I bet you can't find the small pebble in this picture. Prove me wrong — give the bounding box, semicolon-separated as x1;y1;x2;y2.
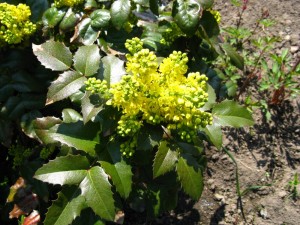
290;46;299;53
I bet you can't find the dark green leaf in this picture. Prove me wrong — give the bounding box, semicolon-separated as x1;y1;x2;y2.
59;8;80;31
212;100;254;127
74;45;100;76
172;0;201;35
149;0;159;15
34;155;90;185
62;109;82;123
80;166;115;221
72;208;105;225
137;124;163;151
26;0;49;22
204;122;222;149
34;118;100;154
46;71;87;104
153;141;178;178
110;0;131;30
98;142;132;198
42;7;65;28
81;92;104;124
0;119;13;147
21;110;43;139
177;154;203;199
221;43;244;70
78;18;99;45
90;9;111;30
199;10;220;38
201;84;216;111
102;55;126;87
44;186;86;225
32;40;72;71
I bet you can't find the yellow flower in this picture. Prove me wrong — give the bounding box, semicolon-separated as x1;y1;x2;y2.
54;0;84;8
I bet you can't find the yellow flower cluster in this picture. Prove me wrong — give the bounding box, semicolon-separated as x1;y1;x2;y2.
109;38;212;144
0;3;36;46
54;0;84;8
208;9;221;24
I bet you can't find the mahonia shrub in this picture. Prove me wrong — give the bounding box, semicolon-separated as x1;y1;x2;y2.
2;0;255;224
0;3;36;46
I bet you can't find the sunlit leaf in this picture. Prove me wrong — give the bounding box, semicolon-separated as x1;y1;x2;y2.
102;55;126;86
111;0;131;29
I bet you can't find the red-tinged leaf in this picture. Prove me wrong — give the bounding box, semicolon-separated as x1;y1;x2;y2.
9;193;39;219
23;210;40;225
7;177;26;203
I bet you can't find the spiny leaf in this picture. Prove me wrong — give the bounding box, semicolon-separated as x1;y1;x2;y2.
80;166;115;221
32;40;72;71
34;155;90;185
102;55;126;87
77;18;99;45
153;141;178;178
212;100;254;127
62;108;83;123
204;122;222;149
47;71;86;104
177;154;203;200
73;45;100;76
99;142;132;199
81;92;104;124
44;186;86;225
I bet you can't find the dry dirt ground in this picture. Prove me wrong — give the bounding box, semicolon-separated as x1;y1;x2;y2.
125;1;300;224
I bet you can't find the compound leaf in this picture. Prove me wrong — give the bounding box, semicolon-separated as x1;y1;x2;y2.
33;40;72;71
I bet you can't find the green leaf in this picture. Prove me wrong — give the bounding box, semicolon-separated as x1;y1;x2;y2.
199;10;220;38
62;108;82;123
80;166;115;221
98;142;132;198
212;100;254;127
34;118;100;154
90;9;111;30
26;0;49;22
172;0;201;35
74;45;100;76
204;122;222;149
201;84;216;111
102;55;126;87
110;0;131;30
32;40;72;71
42;7;65;27
137;124;163;151
46;71;87;104
149;0;159;15
177;154;203;200
78;18;99;45
198;0;213;9
44;186;86;225
59;8;80;31
81;92;104;124
21;110;42;139
220;43;244;70
34;155;90;185
153;141;178;178
0;119;13;147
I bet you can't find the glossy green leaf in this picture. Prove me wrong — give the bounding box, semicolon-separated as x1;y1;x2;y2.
212;100;254;127
98;142;133;198
32;40;72;71
73;45;100;76
34;155;90;185
201;84;216;111
199;10;220;38
21;110;42;139
42;7;65;28
80;166;115;221
172;0;201;35
204;122;222;149
84;0;98;10
34;118;100;154
81;92;104;124
153;141;178;178
111;0;131;30
78;18;99;45
221;43;244;70
46;71;86;104
102;55;126;86
137;124;163;151
177;154;203;200
44;186;86;225
90;9;111;30
59;9;80;31
62;108;82;123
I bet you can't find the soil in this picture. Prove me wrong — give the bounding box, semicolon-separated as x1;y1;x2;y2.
125;0;300;224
